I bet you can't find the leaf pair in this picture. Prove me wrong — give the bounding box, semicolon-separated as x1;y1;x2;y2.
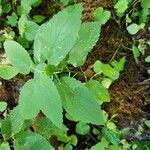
19;75;104;128
34;3;101;67
34;4;82;65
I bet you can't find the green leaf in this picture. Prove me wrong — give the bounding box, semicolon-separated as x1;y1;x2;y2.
34;117;67;139
33;15;46;23
1;117;11;140
93;7;111;25
18;15;39;41
102;127;120;145
145;55;150;62
86;80;110;103
34;4;82;64
64;144;73;150
132;45;140;61
19;74;63;128
2;3;11;14
102;78;112;89
93;60;103;74
14;131;54;150
141;0;150;9
106;122;117;131
111;57;126;72
145;120;150;127
57;76;104;125
1;107;25;139
0;101;7;111
0;142;10;150
68;22;100;67
25;21;39;41
18;15;28;37
138;38;146;54
7;12;18;27
9;107;25;135
93;61;119;80
139;9;150;23
4;40;33;74
69;135;78;146
127;23;139;35
0;65;18;80
76;122;90;135
21;0;39;14
114;0;128;14
90;137;108;150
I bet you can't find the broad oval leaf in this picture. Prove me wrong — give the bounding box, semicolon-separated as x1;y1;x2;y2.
34;4;82;65
4;40;33;74
19;74;63;128
19;79;40;120
14;131;54;150
56;76;104;125
68;22;101;67
0;65;18;80
127;23;139;35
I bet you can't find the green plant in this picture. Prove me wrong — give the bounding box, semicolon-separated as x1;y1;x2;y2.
131;38;150;67
0;3;113;149
1;0;148;149
90;111;133;150
93;57;126;88
114;0;150;32
114;0;150;75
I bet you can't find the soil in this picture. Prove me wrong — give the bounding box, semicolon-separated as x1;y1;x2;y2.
0;75;31;109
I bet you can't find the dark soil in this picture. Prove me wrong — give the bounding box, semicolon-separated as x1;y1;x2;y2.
0;75;31;109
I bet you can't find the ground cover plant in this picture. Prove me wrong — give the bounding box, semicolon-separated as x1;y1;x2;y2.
0;0;150;149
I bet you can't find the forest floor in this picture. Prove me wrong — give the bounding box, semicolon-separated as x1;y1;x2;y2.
0;0;150;149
